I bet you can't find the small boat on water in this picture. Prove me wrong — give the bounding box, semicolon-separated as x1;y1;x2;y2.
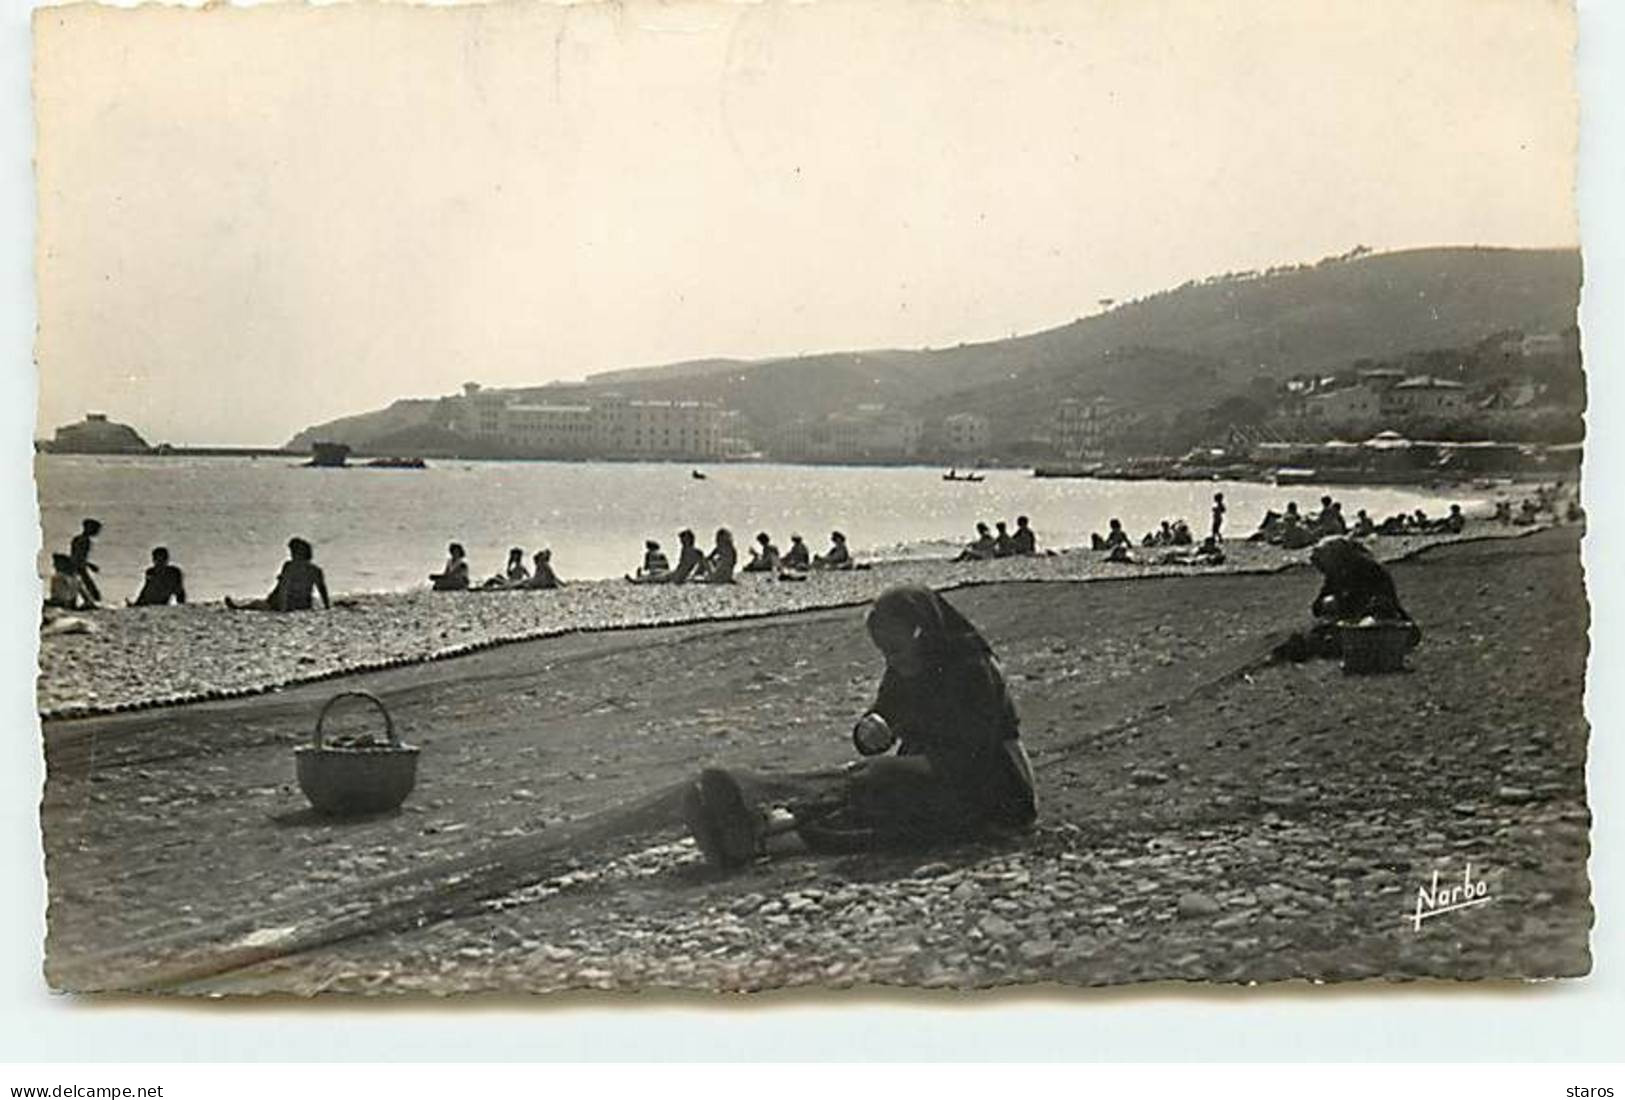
365;456;428;469
691;469;708;480
943;469;985;482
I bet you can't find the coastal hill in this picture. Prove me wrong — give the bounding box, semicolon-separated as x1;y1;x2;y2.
287;245;1581;451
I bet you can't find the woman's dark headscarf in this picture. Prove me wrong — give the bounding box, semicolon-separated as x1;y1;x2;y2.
868;584;993;659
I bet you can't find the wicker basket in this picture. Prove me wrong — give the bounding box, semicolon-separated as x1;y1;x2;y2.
1337;621;1415;674
295;691;419;817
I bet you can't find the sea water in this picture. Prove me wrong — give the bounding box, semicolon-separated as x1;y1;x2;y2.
34;455;1479;603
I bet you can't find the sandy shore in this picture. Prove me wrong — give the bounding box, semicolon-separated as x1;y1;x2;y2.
40;526;1590;993
36;522;1540;718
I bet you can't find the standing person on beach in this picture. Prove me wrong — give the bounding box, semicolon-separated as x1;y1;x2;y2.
131;547;186;606
1211;493;1226;542
681;585;1037;870
228;537;331;611
67;518;103;604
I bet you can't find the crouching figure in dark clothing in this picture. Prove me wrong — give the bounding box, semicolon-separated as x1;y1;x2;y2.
682;584;1038;871
1274;536;1421;661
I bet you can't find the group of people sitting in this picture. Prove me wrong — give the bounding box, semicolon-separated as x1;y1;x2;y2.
429;543;564;592
1252;495;1469;547
1250;495;1351;548
628;529;855;585
952;516;1041;562
1087;517;1224;567
44;518;189;612
1496;483;1583;527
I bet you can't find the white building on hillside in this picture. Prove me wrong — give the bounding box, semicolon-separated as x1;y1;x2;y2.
942;413;992;454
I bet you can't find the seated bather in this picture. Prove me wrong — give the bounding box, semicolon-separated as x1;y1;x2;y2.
524;549;563;589
681;585;1038;871
780;534;811;572
1011;516;1037;555
742;532;780;573
131;546;186;606
701;528;738;584
45;552;95;611
955;522;996;562
430;543;471;591
1158;535;1225;567
1248;509;1283;543
1351;509;1376;539
1092;518;1132;552
992;521;1014;558
227;537;331;611
1274;536;1420;661
813;530;853;570
1441;504;1466;534
628;540;672;583
1278;505;1317;549
482;547;530;589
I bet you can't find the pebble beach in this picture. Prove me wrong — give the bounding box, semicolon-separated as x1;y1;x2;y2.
36;524;1532;719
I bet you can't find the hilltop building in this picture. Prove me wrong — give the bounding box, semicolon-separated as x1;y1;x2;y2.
43;413;150;455
450;384;727;458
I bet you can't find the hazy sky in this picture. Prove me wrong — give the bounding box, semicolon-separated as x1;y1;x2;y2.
34;0;1578;446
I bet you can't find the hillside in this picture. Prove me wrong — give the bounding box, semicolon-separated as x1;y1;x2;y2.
287;246;1581;450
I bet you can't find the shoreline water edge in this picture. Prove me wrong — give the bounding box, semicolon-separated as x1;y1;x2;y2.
36;522;1549;720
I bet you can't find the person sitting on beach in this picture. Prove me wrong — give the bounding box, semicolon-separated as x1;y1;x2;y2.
1158;535;1224;568
67;518;104;604
482;547;530;589
1011;516;1037;556
702;528;738;584
1248;509;1283;543
992;522;1014;558
1566;499;1585;524
1092;518;1131;552
679;585;1037;871
955;522;997;562
780;534;811;572
1514;499;1540;527
1105;542;1137;564
525;549;563;589
667;528;707;583
1494;500;1514;525
1142;520;1174;548
629;540;671;583
743;532;781;574
1278;503;1317;549
1441;504;1466;535
131;546;186;606
1275;536;1419;661
813;531;853;570
430;543;471;591
228;537;331;611
1352;509;1376;539
1170;519;1193;546
46;552;95;611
